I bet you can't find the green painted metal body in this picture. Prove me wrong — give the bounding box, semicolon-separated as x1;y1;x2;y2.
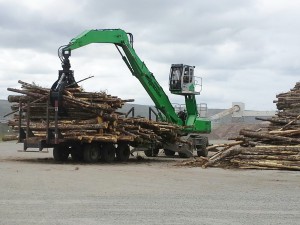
64;29;211;133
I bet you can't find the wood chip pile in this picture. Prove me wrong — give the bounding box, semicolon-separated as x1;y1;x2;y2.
4;80;181;145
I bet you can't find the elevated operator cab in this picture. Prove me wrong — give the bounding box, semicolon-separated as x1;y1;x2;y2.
169;64;200;95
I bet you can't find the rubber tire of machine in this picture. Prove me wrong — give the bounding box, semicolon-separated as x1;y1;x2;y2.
196;137;209;157
116;143;130;162
83;143;100;163
164;149;175;156
197;148;208;157
53;145;70;162
144;148;159;157
101;143;116;163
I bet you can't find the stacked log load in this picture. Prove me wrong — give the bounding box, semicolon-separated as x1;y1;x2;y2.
241;81;300;145
4;80;181;145
180;82;300;171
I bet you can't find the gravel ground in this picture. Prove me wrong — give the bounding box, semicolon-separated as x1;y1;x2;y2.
0;142;299;225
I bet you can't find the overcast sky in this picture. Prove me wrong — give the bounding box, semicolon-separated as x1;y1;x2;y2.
0;0;299;111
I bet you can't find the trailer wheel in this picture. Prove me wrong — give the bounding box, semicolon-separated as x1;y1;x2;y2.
116;143;130;162
83;144;100;163
71;145;84;161
53;145;69;162
144;148;159;157
164;149;175;156
178;152;189;158
101;143;116;163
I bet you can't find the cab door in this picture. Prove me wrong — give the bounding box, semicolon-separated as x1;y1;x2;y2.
181;66;194;93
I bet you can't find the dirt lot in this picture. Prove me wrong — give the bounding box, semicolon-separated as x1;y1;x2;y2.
0;142;299;225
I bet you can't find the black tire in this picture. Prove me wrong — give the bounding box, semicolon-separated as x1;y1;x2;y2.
196;137;209;157
144;150;152;157
101;143;116;163
53;145;69;162
178;152;189;158
83;143;100;163
116;143;130;162
164;149;175;156
144;148;159;157
70;145;84;161
197;148;208;157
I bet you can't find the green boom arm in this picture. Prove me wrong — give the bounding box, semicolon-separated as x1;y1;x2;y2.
64;29;183;125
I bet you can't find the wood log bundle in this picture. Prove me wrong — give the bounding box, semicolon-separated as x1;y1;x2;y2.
198;145;300;170
178;81;300;171
213;82;300;170
4;80;182;145
240;81;300;145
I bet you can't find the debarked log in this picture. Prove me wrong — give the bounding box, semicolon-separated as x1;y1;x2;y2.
203;148;242;168
240;129;300;144
207;141;244;151
268;129;300;136
117;135;135;142
238;148;300;155
233;154;300;161
63;95;112;110
18;80;50;93
7;88;45;99
230;159;300;171
8;95;32;102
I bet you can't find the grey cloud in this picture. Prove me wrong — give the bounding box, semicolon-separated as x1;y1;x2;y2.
0;0;300;110
0;2;84;52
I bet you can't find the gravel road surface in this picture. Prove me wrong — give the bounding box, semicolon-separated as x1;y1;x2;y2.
0;142;299;225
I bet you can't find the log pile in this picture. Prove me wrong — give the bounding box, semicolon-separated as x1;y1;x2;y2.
4;80;182;145
178;81;300;171
198;145;300;171
240;81;300;145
